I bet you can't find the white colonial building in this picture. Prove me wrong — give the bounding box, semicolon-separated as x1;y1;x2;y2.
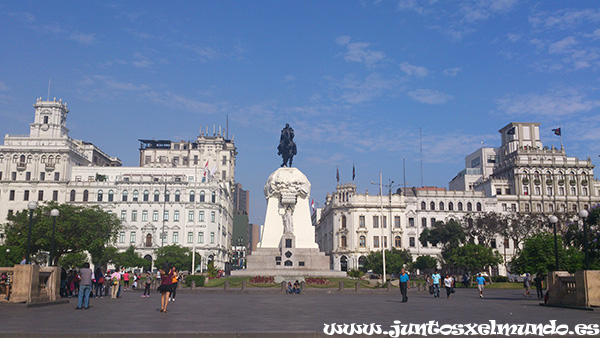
316;122;600;276
0;97;237;270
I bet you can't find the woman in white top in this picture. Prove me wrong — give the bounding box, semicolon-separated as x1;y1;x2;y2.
444;274;454;299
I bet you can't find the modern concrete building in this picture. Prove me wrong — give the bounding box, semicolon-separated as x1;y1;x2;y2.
0;97;236;270
316;122;600;275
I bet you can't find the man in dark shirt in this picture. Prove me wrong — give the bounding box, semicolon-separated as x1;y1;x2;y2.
76;262;93;309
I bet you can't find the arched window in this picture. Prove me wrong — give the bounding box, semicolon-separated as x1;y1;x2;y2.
83;190;89;202
132;190;139;201
458;202;463;211
534;171;540;181
164;190;170;202
12;155;18;163
55;156;61;163
430;202;435;210
359;236;366;247
341;215;347;229
108;190;114;202
421;202;426;210
48;155;54;163
143;190;149;201
476;202;482;211
199;190;205;202
546;171;552;181
467;202;472;211
340;256;347;272
395;236;401;248
439;202;444;210
448;202;454;211
122;190;128;202
19;155;26;163
154;190;160;202
70;189;76;201
97;190;103;202
175;190;180;202
189;190;195;202
341;236;347;248
27;155;32;163
41;155;46;163
212;191;216;203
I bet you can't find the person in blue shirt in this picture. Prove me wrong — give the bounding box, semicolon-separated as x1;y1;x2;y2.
399;268;410;302
476;273;486;298
431;270;441;298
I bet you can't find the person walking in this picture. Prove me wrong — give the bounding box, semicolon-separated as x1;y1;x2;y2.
169;267;179;302
534;274;544;299
110;268;121;299
431;270;441;298
475;273;486;298
523;273;531;297
94;267;104;298
444;274;454;299
399;268;410;303
158;266;174;313
76;263;93;309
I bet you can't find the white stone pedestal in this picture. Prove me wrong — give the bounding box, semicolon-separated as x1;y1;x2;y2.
233;167;345;277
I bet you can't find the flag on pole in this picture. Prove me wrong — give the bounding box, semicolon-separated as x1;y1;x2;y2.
336;165;340;182
552;128;561;136
311;199;315;213
203;160;209;177
210;164;218;178
352;163;355;181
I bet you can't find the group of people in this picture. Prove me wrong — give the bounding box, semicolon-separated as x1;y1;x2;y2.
0;272;11;301
424;271;456;299
286;280;301;294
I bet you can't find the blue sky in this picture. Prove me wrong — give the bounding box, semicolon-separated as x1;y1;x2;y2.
1;1;600;223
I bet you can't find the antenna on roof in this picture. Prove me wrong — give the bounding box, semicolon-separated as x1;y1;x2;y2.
226;115;229;139
47;78;51;101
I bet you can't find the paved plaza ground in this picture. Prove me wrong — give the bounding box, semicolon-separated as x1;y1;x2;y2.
0;287;598;337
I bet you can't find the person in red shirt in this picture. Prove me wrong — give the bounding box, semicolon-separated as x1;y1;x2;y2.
157;265;173;313
123;271;130;291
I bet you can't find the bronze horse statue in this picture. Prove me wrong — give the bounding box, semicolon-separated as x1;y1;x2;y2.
278;123;297;167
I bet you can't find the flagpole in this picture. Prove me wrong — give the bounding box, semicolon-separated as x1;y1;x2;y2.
560;125;563;150
380;171;386;285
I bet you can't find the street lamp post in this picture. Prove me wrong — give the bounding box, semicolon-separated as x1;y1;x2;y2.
578;209;589;270
50;209;59;266
371;173;386;284
549;215;559;271
26;201;38;264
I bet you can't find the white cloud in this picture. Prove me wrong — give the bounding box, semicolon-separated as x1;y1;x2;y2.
422;132;496;163
335;36;387;68
407;89;453;105
284;75;296;82
549;36;578;54
94;75;149;91
496;88;600;118
399;62;430;77
442;67;461;76
147;91;224;115
175;42;221;62
132;53;154;68
335;73;397;104
38;23;96;45
530;9;600;31
507;33;521;42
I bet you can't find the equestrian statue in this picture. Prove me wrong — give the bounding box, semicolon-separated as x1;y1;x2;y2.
277;123;297;167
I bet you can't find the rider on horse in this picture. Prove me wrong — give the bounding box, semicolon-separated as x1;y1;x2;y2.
278;123;297;167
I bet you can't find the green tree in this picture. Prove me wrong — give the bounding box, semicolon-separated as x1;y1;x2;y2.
362;248;413;275
445;243;502;275
410;255;438;274
0;245;24;267
154;244;200;272
58;252;88;269
419;219;465;258
564;206;600;269
3;202;122;265
511;232;584;274
113;246;151;271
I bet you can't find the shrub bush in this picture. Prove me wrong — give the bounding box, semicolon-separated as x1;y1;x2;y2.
249;276;274;284
305;277;331;285
347;268;364;279
185;275;205;287
492;276;508;283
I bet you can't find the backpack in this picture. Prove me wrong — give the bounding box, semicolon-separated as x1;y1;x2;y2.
112;277;119;286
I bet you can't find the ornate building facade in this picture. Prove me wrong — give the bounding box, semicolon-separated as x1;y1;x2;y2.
0;98;236;270
316;122;600;275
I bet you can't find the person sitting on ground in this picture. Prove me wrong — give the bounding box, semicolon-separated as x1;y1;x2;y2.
293;280;301;294
286;282;293;294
